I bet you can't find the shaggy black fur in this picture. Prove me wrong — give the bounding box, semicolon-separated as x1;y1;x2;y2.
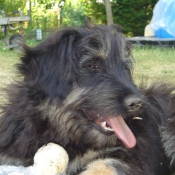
0;22;175;175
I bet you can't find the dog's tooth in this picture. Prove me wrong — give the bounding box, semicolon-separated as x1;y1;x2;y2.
104;126;114;132
101;121;106;128
132;116;143;120
101;121;114;132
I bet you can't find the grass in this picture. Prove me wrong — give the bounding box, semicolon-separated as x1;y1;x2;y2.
0;41;20;88
0;39;39;89
0;40;175;89
133;46;175;85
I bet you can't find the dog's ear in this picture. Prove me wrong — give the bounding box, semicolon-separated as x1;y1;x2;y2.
17;29;80;100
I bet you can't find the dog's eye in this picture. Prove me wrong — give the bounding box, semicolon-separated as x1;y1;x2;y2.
87;64;101;70
82;58;103;71
88;64;99;69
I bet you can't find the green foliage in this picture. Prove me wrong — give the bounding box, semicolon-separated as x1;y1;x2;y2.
0;0;27;39
0;0;158;37
60;0;85;27
31;3;58;30
83;0;106;24
31;3;47;28
112;0;158;36
0;0;27;15
0;0;62;30
83;0;157;36
28;1;62;33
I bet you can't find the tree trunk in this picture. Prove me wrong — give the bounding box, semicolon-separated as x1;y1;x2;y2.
104;0;114;25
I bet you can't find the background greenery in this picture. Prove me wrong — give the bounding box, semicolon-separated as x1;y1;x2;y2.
0;0;158;39
83;0;157;36
112;0;157;36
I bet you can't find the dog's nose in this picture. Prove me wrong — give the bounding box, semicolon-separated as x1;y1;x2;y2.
124;95;142;111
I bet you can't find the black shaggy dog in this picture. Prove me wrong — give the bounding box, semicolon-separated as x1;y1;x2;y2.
0;22;175;175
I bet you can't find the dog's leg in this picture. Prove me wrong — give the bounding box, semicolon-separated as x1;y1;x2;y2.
79;158;142;175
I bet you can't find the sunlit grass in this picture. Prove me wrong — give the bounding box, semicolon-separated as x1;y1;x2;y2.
133;46;175;85
0;41;20;88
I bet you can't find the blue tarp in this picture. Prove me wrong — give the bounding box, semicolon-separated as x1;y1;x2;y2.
150;0;175;38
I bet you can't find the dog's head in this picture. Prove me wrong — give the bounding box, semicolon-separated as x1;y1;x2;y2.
18;23;142;152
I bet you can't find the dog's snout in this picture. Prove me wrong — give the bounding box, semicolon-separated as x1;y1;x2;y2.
124;95;142;111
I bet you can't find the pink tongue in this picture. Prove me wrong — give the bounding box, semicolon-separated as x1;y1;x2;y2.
106;116;136;148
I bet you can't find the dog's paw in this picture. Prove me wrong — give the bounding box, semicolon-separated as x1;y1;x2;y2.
79;159;117;175
34;143;69;175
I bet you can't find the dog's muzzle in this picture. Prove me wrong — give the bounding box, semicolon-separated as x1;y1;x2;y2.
124;95;142;112
93;95;142;149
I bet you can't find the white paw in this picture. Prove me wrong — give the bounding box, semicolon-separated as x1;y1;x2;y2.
34;143;69;175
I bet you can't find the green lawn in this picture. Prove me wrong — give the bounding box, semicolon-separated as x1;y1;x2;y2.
133;46;175;85
0;41;175;89
0;41;20;88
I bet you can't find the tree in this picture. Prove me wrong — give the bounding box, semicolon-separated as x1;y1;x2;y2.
0;0;27;14
104;0;113;25
60;0;85;27
83;0;157;36
112;0;157;36
0;0;158;36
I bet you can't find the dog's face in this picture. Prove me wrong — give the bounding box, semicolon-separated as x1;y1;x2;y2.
19;23;142;155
